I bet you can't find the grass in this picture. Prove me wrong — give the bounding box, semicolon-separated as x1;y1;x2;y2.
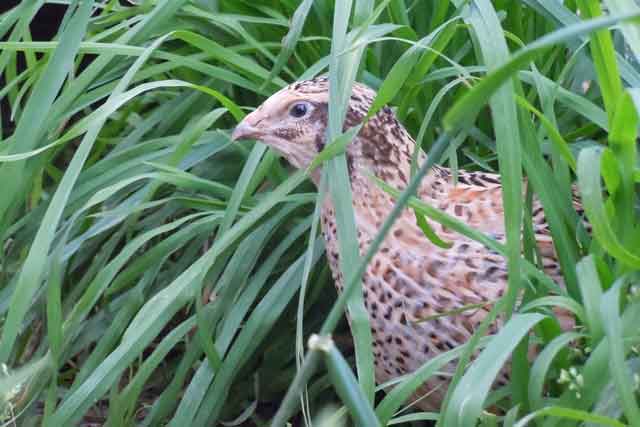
1;0;639;426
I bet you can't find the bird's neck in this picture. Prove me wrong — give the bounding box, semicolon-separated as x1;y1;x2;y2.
345;113;423;192
315;106;436;199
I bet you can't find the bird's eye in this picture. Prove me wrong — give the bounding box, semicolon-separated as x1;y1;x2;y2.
289;102;310;118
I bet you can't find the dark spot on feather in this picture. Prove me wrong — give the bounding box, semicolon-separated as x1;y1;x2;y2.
397;170;407;184
481;174;500;184
457;174;471;185
400;313;408;325
464;258;477;269
427;260;444;277
346;153;355;177
483;265;501;280
469;174;486;187
310;102;328;125
314;133;325;152
464;271;476;284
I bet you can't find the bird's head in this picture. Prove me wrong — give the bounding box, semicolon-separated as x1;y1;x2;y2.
232;76;416;187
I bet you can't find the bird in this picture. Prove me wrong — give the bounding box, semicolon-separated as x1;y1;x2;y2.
231;76;575;410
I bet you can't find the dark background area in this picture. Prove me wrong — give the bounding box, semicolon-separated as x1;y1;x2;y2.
1;1;68;134
0;1;136;134
1;1;68;40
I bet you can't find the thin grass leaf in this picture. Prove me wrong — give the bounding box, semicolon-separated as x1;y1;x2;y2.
604;0;640;63
527;332;585;410
514;406;627;427
0;0;93;235
441;314;546;426
261;0;314;89
575;0;623;123
0;22;168;365
600;278;640;425
309;335;380;427
576;256;605;342
326;0;375;403
376;336;491;425
457;0;523;327
444;10;640;132
577;147;640;267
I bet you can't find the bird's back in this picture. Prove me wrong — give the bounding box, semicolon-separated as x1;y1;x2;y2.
229;75;576;410
320;165;568;410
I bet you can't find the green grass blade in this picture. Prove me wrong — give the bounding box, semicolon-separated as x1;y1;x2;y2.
600;278;640;425
575;0;622;123
527;332;584;410
442;314;546;426
576;256;605;342
454;0;523;326
261;0;314;89
326;0;375;403
0;0;93;235
311;335;380;427
514;406;627;427
444;10;640;132
577;147;640;267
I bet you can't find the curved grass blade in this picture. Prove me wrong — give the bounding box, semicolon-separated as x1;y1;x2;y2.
527;332;585;410
376;337;491;425
577;147;640;267
0;0;94;234
0;23;168;365
309;335;381;427
441;313;546;426
600;278;640;425
261;0;314;90
326;0;375;404
576;256;605;342
514;406;626;427
444;10;640;133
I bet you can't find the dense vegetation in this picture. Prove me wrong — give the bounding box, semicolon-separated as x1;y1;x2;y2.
1;0;639;426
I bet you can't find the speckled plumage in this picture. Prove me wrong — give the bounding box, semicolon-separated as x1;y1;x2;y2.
232;77;577;410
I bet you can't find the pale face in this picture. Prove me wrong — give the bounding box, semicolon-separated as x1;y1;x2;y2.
231;78;414;189
231;84;331;170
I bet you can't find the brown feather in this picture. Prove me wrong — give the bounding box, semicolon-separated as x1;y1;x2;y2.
232;78;582;410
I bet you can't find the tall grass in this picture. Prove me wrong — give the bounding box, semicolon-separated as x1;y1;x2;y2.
1;1;639;426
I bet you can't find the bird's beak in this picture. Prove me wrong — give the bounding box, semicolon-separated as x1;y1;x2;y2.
231;121;258;142
231;112;263;142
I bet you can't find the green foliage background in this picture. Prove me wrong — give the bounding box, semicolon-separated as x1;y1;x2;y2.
0;0;639;426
